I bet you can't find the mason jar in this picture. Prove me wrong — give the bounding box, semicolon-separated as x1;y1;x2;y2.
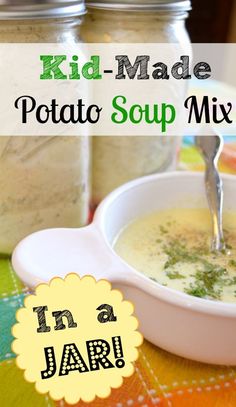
81;0;191;206
0;0;90;254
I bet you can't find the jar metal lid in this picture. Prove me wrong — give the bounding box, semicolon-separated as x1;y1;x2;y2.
86;0;191;11
0;0;86;19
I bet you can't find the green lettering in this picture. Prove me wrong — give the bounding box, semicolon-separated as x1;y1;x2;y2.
69;55;80;80
161;104;176;132
40;55;67;80
82;56;102;80
145;104;160;124
111;95;128;124
129;105;143;124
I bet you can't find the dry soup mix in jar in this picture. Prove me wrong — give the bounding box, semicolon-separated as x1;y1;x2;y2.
0;0;90;254
81;0;191;206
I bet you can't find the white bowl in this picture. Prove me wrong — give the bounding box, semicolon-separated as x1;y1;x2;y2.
12;171;236;365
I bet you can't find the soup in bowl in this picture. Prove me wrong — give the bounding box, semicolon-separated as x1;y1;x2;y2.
12;172;236;365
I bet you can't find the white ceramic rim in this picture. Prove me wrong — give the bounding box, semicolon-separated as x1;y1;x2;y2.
94;171;236;318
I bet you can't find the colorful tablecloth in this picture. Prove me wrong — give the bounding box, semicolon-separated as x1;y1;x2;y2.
1;137;236;407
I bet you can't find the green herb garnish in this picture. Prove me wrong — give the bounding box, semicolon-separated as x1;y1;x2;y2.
158;235;236;300
163;239;202;269
159;225;168;235
229;259;236;268
156;239;162;244
184;285;209;299
166;270;185;280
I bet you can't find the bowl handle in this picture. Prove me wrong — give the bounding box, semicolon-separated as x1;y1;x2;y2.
12;224;132;289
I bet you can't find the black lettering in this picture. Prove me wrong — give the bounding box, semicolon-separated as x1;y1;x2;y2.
52;310;77;331
184;95;210;123
15;95;36;123
41;347;57;379
86;339;114;371
33;306;51;333
59;344;89;376
152;63;169;79
115;55;150;80
194;62;211;80
171;56;191;80
97;304;117;323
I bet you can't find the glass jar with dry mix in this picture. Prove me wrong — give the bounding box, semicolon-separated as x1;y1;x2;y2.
81;0;191;206
0;0;90;254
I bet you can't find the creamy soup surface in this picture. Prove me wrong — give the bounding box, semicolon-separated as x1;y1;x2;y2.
114;208;236;303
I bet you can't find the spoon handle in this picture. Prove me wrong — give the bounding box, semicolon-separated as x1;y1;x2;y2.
205;159;225;252
195;134;225;253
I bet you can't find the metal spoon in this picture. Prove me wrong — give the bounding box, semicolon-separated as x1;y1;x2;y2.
195;133;225;253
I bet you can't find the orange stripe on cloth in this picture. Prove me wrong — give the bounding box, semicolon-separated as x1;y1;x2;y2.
169;379;236;407
56;359;170;407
